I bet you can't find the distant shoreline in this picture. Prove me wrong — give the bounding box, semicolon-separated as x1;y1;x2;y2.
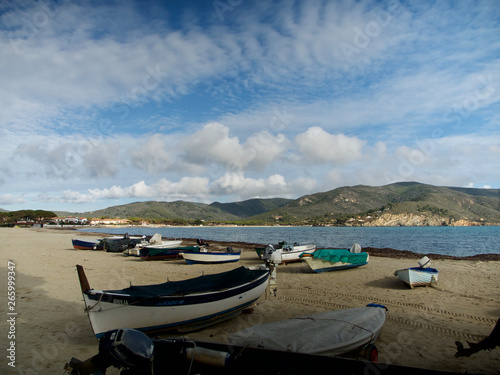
44;221;500;230
47;227;500;261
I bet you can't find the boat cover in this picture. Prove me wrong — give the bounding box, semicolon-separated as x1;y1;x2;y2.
103;266;268;300
228;306;386;356
313;249;368;265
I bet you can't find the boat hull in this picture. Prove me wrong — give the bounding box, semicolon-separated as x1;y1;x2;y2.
142;240;183;250
301;249;369;273
72;238;103;250
79;266;269;338
228;305;387;357
279;247;316;264
139;245;199;261
256;243;316;260
395;267;439;288
303;256;369;273
181;251;241;264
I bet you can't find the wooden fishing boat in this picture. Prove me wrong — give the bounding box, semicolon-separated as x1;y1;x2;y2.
76;265;269;338
97;235;148;253
124;240;184;257
255;241;316;259
394;256;439;288
123;234;182;257
228;304;386;358
300;245;369;273
142;239;183;250
73;235;146;251
139;245;200;260
181;248;241;264
71;238;103;250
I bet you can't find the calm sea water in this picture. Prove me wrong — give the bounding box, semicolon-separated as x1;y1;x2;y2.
79;226;500;257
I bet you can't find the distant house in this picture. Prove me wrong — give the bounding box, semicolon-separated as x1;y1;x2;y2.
50;216;87;225
62;216;88;224
90;218;131;226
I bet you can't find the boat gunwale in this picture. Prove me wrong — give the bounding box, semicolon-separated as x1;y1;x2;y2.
84;269;269;306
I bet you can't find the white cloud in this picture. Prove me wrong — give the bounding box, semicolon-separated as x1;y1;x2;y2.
0;194;26;206
210;172;316;200
130;134;175;174
52;172;316;206
182;123;247;170
60;177;211;204
295;127;366;163
1;0;499;211
181;123;289;171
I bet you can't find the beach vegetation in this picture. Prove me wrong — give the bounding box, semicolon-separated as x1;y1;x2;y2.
0;210;56;226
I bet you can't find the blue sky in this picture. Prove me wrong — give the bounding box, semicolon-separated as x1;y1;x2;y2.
1;0;499;212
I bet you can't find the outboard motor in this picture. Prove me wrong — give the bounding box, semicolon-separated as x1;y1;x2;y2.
65;329;154;375
99;329;154;370
263;244;275;262
197;238;210;247
350;243;362;253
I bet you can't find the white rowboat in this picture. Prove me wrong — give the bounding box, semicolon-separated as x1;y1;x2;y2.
181;250;241;264
76;265;269;338
394;267;439;288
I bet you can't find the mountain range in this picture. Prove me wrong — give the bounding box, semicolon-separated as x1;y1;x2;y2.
50;182;500;225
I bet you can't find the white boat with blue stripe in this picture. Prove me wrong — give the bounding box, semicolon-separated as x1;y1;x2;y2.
394;256;439;288
76;265;269;338
181;247;241;264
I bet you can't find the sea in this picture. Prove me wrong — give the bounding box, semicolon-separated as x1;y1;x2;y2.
78;225;500;258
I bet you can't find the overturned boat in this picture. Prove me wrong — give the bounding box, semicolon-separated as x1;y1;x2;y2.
76;265;269;338
228;304;387;359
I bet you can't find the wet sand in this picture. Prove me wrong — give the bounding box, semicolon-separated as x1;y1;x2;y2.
0;227;499;374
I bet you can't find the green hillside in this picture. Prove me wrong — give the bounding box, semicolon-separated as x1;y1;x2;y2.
210;198;292;217
247;182;500;224
77;201;241;221
62;198;292;222
56;182;500;225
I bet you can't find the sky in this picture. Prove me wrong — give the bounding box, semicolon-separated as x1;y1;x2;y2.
1;0;499;213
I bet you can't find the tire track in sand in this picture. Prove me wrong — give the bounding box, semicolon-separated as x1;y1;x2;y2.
279;285;497;324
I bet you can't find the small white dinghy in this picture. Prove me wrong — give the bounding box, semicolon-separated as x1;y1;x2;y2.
228;304;387;360
394;256;439;288
181;247;241;264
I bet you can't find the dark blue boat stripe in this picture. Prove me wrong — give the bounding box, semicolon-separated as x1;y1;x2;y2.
94;298;260;338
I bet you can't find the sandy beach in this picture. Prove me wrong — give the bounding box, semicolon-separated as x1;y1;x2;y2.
0;227;499;374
